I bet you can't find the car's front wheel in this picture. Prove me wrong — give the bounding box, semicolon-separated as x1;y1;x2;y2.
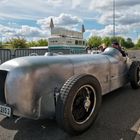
56;74;102;135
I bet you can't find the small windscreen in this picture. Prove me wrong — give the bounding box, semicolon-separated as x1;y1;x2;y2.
102;47;122;59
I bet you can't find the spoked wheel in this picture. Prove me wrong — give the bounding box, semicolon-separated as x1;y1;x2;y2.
129;61;140;89
72;85;96;124
56;74;102;135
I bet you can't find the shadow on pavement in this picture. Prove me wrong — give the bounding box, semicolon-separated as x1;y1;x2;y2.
0;85;140;140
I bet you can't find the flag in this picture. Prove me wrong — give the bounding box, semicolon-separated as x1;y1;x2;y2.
50;18;54;29
82;24;85;33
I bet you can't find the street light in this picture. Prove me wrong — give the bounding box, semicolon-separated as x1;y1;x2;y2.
113;0;116;37
136;31;139;41
0;34;2;47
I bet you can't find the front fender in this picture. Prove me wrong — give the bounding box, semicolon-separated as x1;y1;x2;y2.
3;56;74;119
5;67;42;119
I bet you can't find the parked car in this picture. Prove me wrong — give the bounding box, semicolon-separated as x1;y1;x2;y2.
0;47;139;135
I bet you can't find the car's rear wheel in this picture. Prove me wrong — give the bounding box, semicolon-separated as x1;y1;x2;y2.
56;74;102;135
129;61;140;89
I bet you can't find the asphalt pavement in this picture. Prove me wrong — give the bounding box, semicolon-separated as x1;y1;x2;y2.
0;84;140;140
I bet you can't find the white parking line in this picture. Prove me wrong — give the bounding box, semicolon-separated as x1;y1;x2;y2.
131;118;140;140
134;127;140;140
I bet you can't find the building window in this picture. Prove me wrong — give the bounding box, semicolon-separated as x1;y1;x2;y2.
79;41;82;45
75;40;78;45
67;41;72;44
83;41;85;45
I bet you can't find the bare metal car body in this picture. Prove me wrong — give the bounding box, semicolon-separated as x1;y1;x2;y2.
0;47;139;134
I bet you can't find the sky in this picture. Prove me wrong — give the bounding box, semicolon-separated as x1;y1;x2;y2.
0;0;140;42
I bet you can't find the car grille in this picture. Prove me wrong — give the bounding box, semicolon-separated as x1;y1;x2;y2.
0;70;8;104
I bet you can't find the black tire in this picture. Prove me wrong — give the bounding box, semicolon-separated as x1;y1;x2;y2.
129;61;140;89
56;74;102;135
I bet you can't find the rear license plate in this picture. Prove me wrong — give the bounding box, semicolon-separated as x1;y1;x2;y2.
0;105;11;117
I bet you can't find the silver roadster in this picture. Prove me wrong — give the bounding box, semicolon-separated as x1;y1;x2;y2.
0;47;139;134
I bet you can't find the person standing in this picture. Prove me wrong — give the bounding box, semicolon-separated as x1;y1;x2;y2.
99;43;107;52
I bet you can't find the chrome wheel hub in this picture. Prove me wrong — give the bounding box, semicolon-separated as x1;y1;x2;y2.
84;96;91;112
71;85;96;124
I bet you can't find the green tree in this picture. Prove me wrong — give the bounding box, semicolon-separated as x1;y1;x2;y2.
27;39;48;47
27;41;38;47
2;41;13;49
110;36;129;48
102;37;111;47
9;37;27;48
110;36;122;44
87;36;102;48
124;38;134;48
37;39;48;46
119;37;126;47
0;41;2;48
135;38;140;48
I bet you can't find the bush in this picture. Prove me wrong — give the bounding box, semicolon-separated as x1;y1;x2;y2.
37;39;48;46
9;37;27;49
27;39;48;47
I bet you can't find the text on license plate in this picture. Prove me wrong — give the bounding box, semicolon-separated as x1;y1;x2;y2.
0;105;11;117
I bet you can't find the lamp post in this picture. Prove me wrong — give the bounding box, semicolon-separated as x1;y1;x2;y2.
113;0;115;37
0;34;2;47
136;31;139;41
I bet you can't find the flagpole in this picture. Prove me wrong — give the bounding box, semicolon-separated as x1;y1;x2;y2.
113;0;115;37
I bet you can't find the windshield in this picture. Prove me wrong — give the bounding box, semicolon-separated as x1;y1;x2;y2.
102;47;123;59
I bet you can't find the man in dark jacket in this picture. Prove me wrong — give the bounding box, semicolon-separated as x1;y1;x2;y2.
112;42;126;57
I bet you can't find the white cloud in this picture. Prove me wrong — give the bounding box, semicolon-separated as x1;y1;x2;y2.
16;25;48;37
0;24;16;36
117;12;140;25
87;25;113;37
0;24;49;40
0;0;69;19
89;0;140;40
87;24;132;38
46;0;63;5
0;0;8;3
90;0;140;10
37;13;83;29
0;13;83;40
90;0;140;25
0;0;140;41
0;0;92;20
71;0;85;8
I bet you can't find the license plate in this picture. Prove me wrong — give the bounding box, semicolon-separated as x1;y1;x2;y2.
0;105;11;117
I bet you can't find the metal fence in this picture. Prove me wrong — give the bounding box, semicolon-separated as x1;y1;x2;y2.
0;49;12;64
0;48;48;64
0;49;140;64
14;48;48;57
